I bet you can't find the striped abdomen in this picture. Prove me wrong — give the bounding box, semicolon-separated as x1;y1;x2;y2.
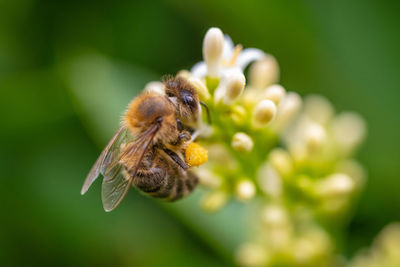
131;151;198;201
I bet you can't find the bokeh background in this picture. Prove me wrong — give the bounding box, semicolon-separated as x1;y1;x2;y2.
1;0;399;266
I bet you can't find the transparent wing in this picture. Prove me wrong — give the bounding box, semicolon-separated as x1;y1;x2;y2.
81;126;128;195
101;123;160;212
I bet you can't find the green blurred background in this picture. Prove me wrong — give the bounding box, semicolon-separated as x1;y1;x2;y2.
1;0;399;266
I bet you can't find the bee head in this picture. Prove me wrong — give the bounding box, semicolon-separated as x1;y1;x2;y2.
164;75;199;122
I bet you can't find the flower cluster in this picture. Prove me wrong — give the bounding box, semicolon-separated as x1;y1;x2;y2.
349;223;400;267
147;27;367;266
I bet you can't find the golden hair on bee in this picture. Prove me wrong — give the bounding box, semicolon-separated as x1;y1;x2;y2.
124;91;178;144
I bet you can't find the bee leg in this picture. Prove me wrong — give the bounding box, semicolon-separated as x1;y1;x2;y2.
178;131;191;142
163;148;189;170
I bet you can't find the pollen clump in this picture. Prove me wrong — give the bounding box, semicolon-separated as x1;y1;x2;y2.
185;142;208;167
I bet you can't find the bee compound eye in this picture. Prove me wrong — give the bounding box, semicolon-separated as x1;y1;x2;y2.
183;94;194;105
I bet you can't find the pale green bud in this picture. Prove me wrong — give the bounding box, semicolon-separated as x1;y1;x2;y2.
264;84;286;106
144;81;164;94
232;132;254;152
235;179;256;201
248;55;279;89
201;190;228;212
252;99;277;128
223;72;246;104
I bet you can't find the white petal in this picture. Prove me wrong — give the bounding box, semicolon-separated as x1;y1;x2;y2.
190;61;207;78
236;48;265;70
222;34;235;60
220;66;242;80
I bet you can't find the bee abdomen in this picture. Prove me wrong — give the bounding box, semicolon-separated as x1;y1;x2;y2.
166;169;198;201
134;164;198;201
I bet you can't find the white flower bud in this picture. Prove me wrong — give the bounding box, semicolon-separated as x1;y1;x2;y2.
242;87;263;109
376;223;400;259
176;69;191;79
304;123;326;154
144;81;164;94
232;132;254;152
263;84;286;106
230;105;247;125
315;173;355;198
223;72;245;104
293;228;331;264
269;148;293;177
235;179;256;201
261;204;288;226
213;84;226;105
257;163;282;198
261;204;292;249
236;243;270;267
203;27;224;78
194;168;221;188
201;190;228;212
248;55;280;89
188;77;210;101
336;160;367;189
332;112;366;155
270;92;302;132
252;99;277;128
304;95;334;125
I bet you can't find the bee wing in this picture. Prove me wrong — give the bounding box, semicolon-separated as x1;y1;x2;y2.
81;126;128;195
101;123;161;212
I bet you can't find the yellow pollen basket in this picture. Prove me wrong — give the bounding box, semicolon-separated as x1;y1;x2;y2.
185;142;208;167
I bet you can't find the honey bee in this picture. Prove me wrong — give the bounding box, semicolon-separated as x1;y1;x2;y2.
81;76;206;212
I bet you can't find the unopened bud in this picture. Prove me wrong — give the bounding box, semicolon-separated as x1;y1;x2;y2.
232;132;254;152
252;99;277;128
203;27;224;78
315;173;355;198
236;243;270;267
188;77;210;101
257;163;282;198
305;123;326;154
194;168;221;188
304;95;334;125
248;55;280;89
230;105;247;125
223;72;245;104
271;92;302;132
332;112;366;155
269;148;293;177
235;179;256;201
263;84;286;106
176;69;191;80
336;160;367;189
144;81;164;94
261;204;288;227
201;190;228;212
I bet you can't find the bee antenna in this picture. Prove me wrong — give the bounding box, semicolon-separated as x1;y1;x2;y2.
200;101;212;124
